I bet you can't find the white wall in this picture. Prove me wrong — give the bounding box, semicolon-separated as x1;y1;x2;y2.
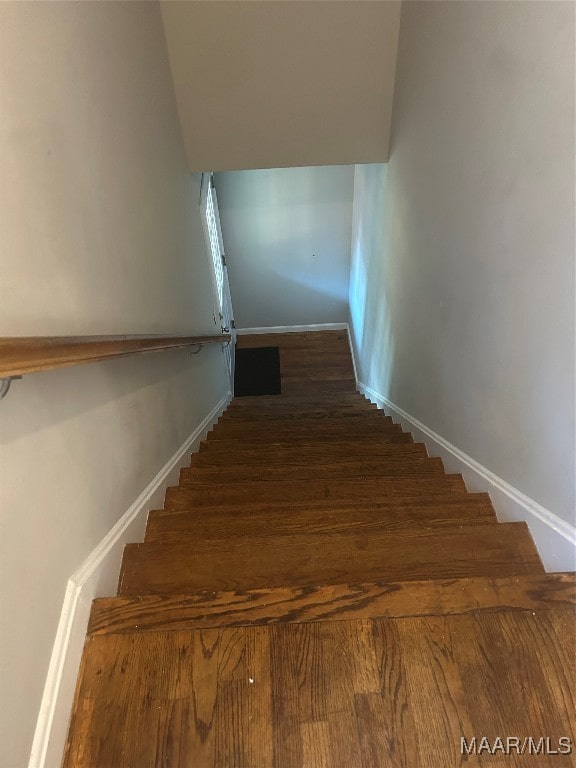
0;3;229;766
215;166;354;329
161;1;401;171
349;2;575;563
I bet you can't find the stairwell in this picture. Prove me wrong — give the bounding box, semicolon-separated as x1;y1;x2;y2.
63;331;575;767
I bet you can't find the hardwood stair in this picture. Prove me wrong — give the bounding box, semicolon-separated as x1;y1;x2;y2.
63;330;575;767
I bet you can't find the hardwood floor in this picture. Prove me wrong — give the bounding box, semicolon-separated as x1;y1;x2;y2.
62;331;575;767
65;612;575;768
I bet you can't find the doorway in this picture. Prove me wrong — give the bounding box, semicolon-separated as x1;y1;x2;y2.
200;172;236;387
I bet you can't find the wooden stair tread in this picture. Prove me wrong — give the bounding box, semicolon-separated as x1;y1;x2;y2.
200;437;415;453
118;522;543;595
204;436;407;448
179;458;447;484
280;373;356;382
229;400;374;411
145;501;498;544
211;415;396;429
149;492;496;522
237;330;349;347
225;406;378;416
165;476;468;507
191;443;427;466
150;492;494;518
229;399;369;410
229;390;367;399
278;367;356;378
208;426;403;438
224;399;376;409
219;409;385;422
145;494;498;543
214;418;397;430
89;573;576;635
62;608;576;768
207;429;405;440
208;429;404;440
279;382;357;393
199;432;414;455
203;433;413;447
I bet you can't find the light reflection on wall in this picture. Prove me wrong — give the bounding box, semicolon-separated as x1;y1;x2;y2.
348;163;395;398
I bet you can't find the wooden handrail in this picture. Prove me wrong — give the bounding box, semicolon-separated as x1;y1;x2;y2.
0;334;231;379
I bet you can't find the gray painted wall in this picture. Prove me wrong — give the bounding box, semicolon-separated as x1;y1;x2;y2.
350;2;574;533
215;166;354;328
0;4;228;766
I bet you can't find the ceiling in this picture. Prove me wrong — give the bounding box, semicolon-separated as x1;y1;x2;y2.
160;1;402;172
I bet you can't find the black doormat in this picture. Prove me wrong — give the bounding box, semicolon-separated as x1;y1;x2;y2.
234;346;281;396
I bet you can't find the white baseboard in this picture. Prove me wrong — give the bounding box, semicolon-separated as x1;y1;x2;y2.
28;391;232;768
357;382;576;573
236;323;348;335
345;323;359;385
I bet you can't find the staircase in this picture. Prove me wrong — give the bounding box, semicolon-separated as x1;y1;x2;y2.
63;331;575;767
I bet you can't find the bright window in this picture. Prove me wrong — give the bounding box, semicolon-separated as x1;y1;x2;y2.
205;183;224;313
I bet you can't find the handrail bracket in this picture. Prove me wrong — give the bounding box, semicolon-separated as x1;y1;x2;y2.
0;376;22;401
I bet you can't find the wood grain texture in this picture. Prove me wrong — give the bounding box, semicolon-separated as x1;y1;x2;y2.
164;475;469;508
180;458;446;486
237;331;357;395
63;610;576;768
235;331;350;349
151;491;494;519
118;522;543;596
217;409;390;424
191;442;427;466
145;495;497;543
88;573;576;636
199;438;416;458
0;334;230;377
223;407;379;419
227;394;374;409
64;331;570;768
395;610;576;767
201;432;414;448
210;415;399;433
